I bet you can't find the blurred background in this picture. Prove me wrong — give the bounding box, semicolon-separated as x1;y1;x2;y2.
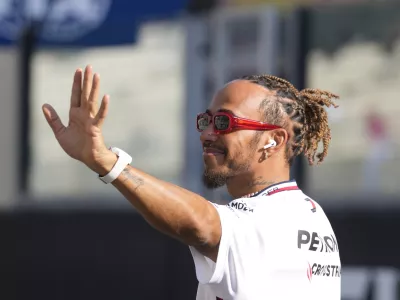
2;0;400;299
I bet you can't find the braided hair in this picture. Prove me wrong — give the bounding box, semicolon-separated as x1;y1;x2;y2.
241;75;339;166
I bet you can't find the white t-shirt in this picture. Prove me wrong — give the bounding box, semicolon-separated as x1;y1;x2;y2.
189;181;341;300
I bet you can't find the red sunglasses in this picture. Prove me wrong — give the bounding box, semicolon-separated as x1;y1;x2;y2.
196;111;282;134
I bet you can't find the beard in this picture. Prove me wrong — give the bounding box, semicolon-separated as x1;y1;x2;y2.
202;133;261;189
202;152;252;189
202;168;230;189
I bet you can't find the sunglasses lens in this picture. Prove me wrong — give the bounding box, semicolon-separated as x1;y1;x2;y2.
197;114;210;131
214;115;230;131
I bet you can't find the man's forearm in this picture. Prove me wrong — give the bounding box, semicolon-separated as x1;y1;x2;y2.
107;163;221;250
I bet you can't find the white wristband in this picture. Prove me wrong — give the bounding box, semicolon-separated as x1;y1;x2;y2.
98;147;132;184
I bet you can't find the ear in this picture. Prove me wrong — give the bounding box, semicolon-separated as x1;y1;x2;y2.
263;129;288;155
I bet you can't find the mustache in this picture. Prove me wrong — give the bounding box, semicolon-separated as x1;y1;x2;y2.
203;141;226;152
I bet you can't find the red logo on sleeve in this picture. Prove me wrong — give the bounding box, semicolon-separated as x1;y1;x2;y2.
307;262;313;282
305;198;316;213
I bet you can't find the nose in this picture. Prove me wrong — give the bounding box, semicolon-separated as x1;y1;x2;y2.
200;124;217;143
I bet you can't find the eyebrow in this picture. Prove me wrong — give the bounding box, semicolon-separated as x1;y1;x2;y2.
205;108;235;115
218;108;235;114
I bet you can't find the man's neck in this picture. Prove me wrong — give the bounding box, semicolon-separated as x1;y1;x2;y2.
226;169;290;199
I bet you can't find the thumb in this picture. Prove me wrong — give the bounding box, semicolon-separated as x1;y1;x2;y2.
42;104;66;136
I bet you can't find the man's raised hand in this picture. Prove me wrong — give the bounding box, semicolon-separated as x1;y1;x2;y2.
42;65;117;175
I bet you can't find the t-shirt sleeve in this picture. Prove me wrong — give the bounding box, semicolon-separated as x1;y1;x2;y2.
189;203;254;285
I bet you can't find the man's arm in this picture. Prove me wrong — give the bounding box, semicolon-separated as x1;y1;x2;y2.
98;154;221;261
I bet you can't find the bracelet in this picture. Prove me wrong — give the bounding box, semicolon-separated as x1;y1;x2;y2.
98;147;132;184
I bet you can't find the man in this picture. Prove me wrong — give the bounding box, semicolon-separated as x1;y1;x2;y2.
42;65;341;299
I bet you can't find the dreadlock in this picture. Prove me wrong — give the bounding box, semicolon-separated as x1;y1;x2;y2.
241;75;339;166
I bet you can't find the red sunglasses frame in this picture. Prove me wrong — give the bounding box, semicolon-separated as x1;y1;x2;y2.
196;111;282;134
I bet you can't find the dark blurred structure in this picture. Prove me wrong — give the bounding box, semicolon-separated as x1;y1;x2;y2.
18;24;36;194
186;0;218;14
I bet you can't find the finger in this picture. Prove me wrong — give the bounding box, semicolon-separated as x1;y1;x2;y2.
42;104;66;136
70;69;82;108
93;95;109;127
81;65;93;109
88;73;100;116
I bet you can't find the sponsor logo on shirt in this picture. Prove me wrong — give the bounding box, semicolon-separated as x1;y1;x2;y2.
297;230;339;253
307;262;313;282
310;262;341;278
227;201;254;213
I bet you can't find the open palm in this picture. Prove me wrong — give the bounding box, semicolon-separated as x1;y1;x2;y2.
42;65;113;173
